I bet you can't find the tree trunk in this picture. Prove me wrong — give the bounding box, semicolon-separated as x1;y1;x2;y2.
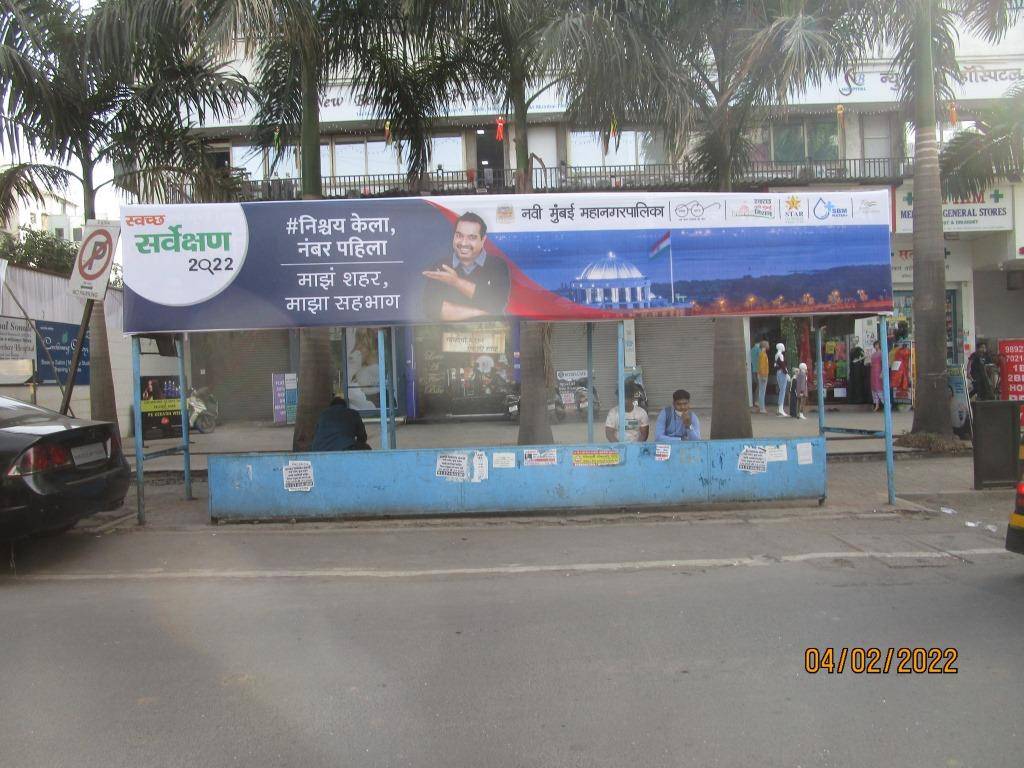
509;72;553;445
292;59;334;451
517;321;554;445
909;3;952;437
81;160;118;425
709;156;753;439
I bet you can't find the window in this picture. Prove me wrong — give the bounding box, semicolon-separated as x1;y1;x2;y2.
569;130;647;166
772;123;805;163
569;132;607;166
320;143;332;176
366;141;401;174
604;131;637;166
430;136;464;171
53;227;64;240
230;145;264;179
268;146;299;178
334;141;366;176
638;132;670;165
806;120;838;161
207;146;230;170
73;227;83;241
862;116;891;160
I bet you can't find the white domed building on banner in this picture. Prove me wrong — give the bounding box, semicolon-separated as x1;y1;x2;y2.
570;252;653;309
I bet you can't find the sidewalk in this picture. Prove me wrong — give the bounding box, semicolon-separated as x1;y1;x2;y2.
126;407;919;472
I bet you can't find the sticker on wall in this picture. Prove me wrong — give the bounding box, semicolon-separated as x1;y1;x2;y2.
524;448;558;467
737;446;768;474
571;449;620;467
436;452;470;481
655;444;672;462
492;452;516;469
283;460;314;492
797;442;814;465
472;451;489;483
763;445;788;462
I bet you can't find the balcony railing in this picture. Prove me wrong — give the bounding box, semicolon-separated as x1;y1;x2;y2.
203;157;915;204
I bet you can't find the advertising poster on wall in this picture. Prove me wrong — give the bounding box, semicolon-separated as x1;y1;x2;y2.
345;327;381;410
140;374;182;435
121;191;892;333
0;316;35;361
35;320;90;385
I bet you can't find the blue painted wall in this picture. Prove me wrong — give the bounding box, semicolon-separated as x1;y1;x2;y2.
208;438;826;521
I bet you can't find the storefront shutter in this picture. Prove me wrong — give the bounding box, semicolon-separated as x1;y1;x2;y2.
549;321;621;408
196;330;293;421
634;318;715;413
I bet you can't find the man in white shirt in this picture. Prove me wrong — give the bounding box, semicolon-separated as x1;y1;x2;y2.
604;385;650;442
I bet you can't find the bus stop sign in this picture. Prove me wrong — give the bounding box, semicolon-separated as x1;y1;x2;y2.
69;221;120;301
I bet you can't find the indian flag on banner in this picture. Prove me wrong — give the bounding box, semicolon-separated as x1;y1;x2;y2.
648;231;671;260
648;232;675;304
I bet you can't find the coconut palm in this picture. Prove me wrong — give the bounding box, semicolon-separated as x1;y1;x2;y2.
543;0;861;439
856;0;1020;436
0;0;248;427
940;83;1024;198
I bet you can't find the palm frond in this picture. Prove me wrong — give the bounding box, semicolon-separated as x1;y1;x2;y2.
0;161;72;226
941;82;1024;197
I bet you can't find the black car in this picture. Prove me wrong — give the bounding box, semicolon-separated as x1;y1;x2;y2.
1;396;130;538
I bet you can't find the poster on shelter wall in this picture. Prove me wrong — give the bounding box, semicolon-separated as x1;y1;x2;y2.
121;190;893;333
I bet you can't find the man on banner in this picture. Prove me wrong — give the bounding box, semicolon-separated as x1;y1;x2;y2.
422;212;510;321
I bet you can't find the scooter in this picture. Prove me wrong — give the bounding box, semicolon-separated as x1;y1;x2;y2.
187;386;220;433
504;387;565;423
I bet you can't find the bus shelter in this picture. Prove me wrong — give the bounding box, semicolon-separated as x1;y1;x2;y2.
122;189;896;522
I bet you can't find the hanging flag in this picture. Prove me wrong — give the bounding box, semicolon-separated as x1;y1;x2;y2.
384;120;392;145
495;116;506;142
948;103;958;124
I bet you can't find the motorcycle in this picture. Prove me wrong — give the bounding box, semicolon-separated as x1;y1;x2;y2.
624;371;648;412
504;386;565;423
187;386;220;433
558;375;602;420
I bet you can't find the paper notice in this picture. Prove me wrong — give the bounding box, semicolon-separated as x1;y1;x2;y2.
492;452;516;469
472;450;489;482
797;442;813;465
763;445;788;462
737;446;768;474
524;448;557;466
571;449;620;467
655;444;671;462
283;460;314;492
435;452;470;481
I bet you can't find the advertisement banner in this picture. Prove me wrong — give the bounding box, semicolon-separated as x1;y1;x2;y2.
0;315;35;361
140;374;182;434
441;329;506;354
122;190;892;333
999;339;1024;402
35;320;89;385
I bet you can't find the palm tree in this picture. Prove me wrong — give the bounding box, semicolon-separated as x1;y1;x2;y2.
0;0;248;427
940;83;1023;198
860;0;1020;436
545;0;859;439
178;0;481;450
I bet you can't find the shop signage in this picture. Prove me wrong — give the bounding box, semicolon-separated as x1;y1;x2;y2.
895;183;1013;233
0;315;35;361
35;320;89;385
442;330;505;354
999;340;1024;401
889;242;973;284
139;374;181;434
803;64;1024;104
122;190;892;333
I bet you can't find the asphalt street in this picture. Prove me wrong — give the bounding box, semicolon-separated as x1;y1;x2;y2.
2;467;1022;768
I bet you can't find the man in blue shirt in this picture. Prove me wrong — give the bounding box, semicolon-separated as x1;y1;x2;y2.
311;397;371;451
654;388;701;441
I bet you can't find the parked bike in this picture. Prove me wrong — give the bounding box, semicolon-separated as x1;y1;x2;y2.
187;386;220;434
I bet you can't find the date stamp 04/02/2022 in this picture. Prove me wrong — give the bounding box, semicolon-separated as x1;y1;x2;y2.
804;647;958;674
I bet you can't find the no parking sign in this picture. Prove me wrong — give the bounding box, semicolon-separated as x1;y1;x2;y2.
68;221;120;301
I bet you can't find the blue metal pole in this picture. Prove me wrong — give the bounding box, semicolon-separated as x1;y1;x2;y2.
616;321;626;442
377;328;389;450
586;322;594;443
388;328;397;449
131;336;145;525
176;336;192;500
879;315;896;505
816;326;826;436
340;327;349;402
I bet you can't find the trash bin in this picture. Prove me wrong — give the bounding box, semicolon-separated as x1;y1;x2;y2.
972;400;1022;489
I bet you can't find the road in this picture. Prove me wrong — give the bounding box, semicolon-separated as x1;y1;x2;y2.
2;472;1021;768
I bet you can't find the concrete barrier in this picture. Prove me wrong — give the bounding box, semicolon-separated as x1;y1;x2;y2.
208;437;827;521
